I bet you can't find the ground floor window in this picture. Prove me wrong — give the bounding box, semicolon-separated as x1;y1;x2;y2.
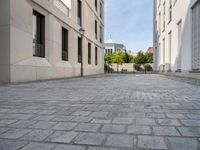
95;47;98;66
78;37;82;63
88;43;91;64
33;10;45;57
192;1;200;70
62;27;68;61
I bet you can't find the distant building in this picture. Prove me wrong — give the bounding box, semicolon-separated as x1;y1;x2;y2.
104;37;126;55
147;47;154;54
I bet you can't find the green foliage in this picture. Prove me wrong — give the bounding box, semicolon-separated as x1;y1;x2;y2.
104;53;112;65
134;64;142;71
111;52;125;64
144;64;153;72
133;51;147;64
145;52;153;63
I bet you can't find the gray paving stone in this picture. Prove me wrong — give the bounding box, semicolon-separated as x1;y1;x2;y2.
8;120;37;128
178;127;200;137
33;115;56;121
38;110;56;115
187;114;200;120
153;126;180;136
0;128;9;135
101;124;125;133
52;115;73;122
52;144;86;150
45;131;78;143
29;121;57;129
0;139;28;150
90;112;109;118
72;111;91;116
88;147;117;150
146;113;166;119
166;113;186;119
157;119;181;126
127;125;151;135
72;116;93;123
20;143;55;150
136;118;156;125
180;119;200;127
92;119;111;124
0;129;31;139
112;117;134;124
74;133;106;146
138;136;167;149
168;137;200;150
20;130;54;141
74;123;101;132
0;119;18;125
52;122;77;130
105;134;134;148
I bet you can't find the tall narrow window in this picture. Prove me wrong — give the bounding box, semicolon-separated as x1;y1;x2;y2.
163;38;165;71
192;2;200;70
169;0;172;23
62;27;68;61
177;20;182;71
100;2;103;18
168;31;172;71
95;20;98;40
163;2;166;31
95;0;98;12
77;0;82;26
95;47;98;65
78;37;82;63
33;10;45;57
100;26;103;43
88;43;91;64
159;12;161;35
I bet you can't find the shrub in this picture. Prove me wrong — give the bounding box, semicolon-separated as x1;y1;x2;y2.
134;64;142;71
144;64;153;72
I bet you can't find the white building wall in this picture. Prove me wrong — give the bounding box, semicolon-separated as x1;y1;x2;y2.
153;0;199;73
0;0;104;83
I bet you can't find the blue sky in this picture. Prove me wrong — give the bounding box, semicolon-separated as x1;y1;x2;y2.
105;0;153;53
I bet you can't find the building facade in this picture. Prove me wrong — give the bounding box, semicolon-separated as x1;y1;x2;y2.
104;37;126;55
0;0;104;83
153;0;200;76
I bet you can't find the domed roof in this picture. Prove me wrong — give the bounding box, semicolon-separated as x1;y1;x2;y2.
105;37;115;44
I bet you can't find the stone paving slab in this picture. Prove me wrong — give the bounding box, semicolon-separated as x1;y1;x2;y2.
0;74;200;150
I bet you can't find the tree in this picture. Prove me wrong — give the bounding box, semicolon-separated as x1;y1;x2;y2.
133;51;147;64
104;53;112;73
145;52;153;63
123;51;131;63
111;52;125;73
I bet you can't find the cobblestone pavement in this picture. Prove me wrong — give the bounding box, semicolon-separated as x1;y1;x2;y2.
0;74;200;150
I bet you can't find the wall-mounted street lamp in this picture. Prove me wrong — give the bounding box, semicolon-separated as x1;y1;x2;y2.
79;27;85;77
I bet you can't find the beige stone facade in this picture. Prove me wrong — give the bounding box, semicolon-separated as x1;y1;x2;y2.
0;0;104;83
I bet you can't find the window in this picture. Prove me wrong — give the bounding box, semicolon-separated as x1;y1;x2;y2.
177;20;182;70
168;31;172;71
192;2;200;70
169;0;172;23
100;26;103;43
100;2;103;18
78;37;82;63
62;27;68;61
95;0;98;11
88;43;91;64
163;2;166;31
95;20;98;40
33;10;45;57
159;12;161;35
95;47;98;65
77;0;82;26
163;38;165;69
